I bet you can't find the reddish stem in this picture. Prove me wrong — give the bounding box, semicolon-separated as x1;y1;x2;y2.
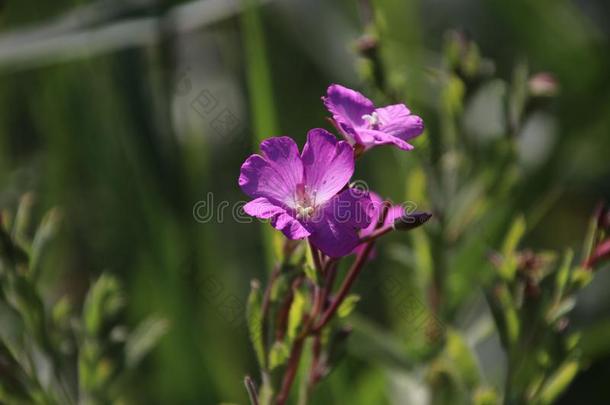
312;241;375;333
276;338;305;405
308;333;323;388
276;277;302;341
358;224;394;243
321;260;338;308
311;203;388;333
275;203;388;402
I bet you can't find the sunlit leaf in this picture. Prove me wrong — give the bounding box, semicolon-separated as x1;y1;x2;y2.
268;341;289;370
537;360;579;404
287;288;307;343
337;294;360;318
125;316;169;368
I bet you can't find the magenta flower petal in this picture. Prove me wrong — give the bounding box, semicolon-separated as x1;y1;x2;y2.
243;197;287;219
307;188;371;258
271;212;311;239
358;129;415;151
385;205;406;226
353;192;406;256
323;84;424;151
375;104;424;141
301;128;354;204
239;136;303;207
359;192;382;237
323;84;374;144
239;132;368;256
244;197;311;239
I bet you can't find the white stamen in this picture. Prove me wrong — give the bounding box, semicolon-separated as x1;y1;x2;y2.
362;112;380;127
296;205;314;219
294;185;317;219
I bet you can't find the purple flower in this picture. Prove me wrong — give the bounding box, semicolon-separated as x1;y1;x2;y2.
239;129;371;258
354;193;405;256
323;84;424;151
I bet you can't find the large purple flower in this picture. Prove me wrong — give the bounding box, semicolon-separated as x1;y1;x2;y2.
239;129;371;258
323;84;424;151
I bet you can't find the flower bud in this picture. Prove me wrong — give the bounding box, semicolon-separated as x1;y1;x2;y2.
393;211;432;231
528;72;559;97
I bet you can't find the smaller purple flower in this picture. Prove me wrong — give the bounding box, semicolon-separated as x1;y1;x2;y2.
354;193;405;256
323;84;424;151
239;129;371;258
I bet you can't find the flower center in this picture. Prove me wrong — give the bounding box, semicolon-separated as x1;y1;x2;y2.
296;204;315;220
362;112;380;128
294;183;317;220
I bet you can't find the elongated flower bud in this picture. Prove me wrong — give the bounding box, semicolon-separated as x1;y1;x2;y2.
393;211;432;231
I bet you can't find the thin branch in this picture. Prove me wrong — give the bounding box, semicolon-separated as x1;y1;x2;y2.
276;338;305;405
311;202;390;332
312;241;375;333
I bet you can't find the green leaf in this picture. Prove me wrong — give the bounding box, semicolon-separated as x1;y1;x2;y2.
537;360;579;404
473;387;500;405
444;330;480;389
82;273;124;337
272;231;285;264
508;62;529;132
554;249;574;300
258;373;274;405
495;284;520;345
246;280;265;368
502;215;526;257
12;193;34;247
303;263;318;285
0;340;38;404
125;316;169;368
581;208;600;262
546;298;575;324
499;215;526;280
337;294;361;318
268;340;290;370
30;208;62;280
443;73;465;117
462;42;482;78
287;288;307;342
270;273;288;303
52;295;72;329
1;209;12;233
570;267;593;289
8;276;49;351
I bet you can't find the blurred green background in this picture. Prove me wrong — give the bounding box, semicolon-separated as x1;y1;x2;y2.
0;0;609;403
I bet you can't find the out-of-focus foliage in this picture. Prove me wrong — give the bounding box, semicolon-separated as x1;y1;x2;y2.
0;196;167;404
